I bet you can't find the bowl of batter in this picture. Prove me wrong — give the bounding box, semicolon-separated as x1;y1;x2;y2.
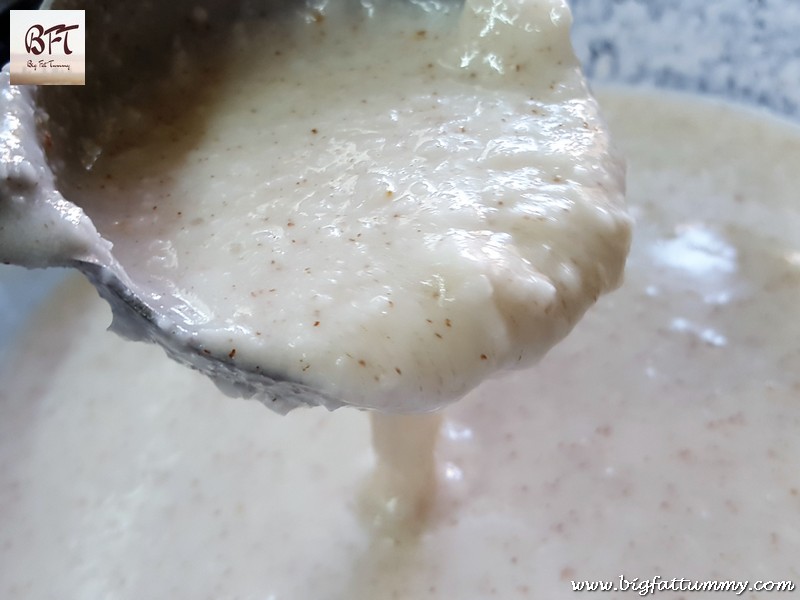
0;0;798;598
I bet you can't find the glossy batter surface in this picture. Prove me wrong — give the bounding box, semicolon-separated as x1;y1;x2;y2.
53;0;628;411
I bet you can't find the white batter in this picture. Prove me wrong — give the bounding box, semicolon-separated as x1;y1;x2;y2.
47;0;629;411
1;89;798;598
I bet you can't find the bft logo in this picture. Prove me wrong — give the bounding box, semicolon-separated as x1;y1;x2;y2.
25;23;80;56
9;10;86;85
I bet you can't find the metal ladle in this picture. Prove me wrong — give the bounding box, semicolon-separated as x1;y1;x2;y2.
0;0;341;413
